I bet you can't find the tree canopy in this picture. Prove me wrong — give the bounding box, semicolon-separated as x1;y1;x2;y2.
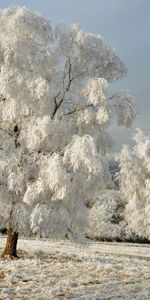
119;129;150;240
0;6;136;241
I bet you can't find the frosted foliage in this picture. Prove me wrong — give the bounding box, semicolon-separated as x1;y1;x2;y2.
83;78;107;106
96;107;110;126
114;91;137;127
23;179;45;206
39;154;67;199
119;130;150;239
0;6;52;44
86;191;132;241
0;6;136;238
63;135;102;174
133;129;150;171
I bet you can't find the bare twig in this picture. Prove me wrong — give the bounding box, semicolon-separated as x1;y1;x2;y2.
64;104;94;116
51;58;73;119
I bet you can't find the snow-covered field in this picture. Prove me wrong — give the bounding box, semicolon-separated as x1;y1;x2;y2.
0;237;150;300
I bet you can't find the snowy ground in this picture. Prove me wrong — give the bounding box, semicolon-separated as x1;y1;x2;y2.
0;237;150;300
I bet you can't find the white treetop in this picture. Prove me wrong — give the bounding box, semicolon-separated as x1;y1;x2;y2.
119;129;150;240
0;6;136;238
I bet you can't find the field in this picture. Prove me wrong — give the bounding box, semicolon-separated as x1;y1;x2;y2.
0;237;150;299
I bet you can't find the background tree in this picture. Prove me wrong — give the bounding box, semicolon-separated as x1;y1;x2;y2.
119;129;150;240
0;6;136;258
85;190;133;242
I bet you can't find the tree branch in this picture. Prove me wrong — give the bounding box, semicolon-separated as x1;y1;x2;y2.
51;58;113;119
63;104;94;116
0;122;20;148
51;58;73;119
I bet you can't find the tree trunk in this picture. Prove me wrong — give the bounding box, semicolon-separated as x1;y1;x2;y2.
1;227;18;259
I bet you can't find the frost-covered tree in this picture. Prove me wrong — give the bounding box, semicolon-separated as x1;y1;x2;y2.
0;6;136;258
119;129;150;240
86;190;133;241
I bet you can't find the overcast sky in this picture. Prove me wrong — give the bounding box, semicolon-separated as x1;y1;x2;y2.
0;0;149;150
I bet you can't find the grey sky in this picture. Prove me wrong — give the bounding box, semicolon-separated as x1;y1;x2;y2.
0;0;149;150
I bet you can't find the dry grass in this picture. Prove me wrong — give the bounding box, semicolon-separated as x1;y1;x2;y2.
0;238;150;299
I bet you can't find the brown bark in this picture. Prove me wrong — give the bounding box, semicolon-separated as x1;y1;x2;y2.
1;227;18;259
